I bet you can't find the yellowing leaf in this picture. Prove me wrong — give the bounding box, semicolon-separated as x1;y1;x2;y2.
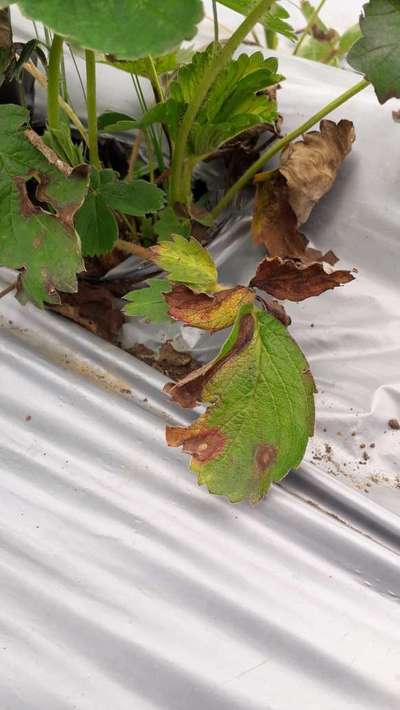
166;305;315;503
165;284;255;331
149;235;218;293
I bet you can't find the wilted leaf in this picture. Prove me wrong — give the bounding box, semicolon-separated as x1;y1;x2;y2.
130;341;200;381
166;304;315;503
165;284;255;331
74;169;119;257
250;256;354;301
14;0;203;60
149;235;218;293
348;0;400;104
123;278;172;324
280;119;355;224
0;104;89;306
49;281;124;341
252;120;355;257
154;207;191;242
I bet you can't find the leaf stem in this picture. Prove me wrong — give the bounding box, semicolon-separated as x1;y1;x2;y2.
85;49;101;169
146;55;164;102
47;33;63;130
127;129;143;182
169;0;276;205
212;0;219;47
24;60;88;144
211;77;370;219
293;0;327;55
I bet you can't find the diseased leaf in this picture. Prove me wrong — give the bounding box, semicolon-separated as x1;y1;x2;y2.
0;104;89;306
149;235;218;293
250;256;354;301
14;0;204;59
99;179;165;216
49;281;124;341
154;207;191;242
165;284;255;331
348;0;400;104
75;169;118;257
123;278;172;324
252;120;355;256
166;305;315;503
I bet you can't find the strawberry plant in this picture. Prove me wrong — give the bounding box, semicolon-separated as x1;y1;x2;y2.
0;0;397;502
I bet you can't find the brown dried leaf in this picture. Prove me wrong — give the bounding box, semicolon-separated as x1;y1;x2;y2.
48;281;124;341
252;119;355;260
250;256;354;302
130;341;200;381
165;284;255;331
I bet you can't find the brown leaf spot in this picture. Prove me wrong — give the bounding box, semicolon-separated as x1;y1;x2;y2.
165;284;254;332
13;177;40;218
255;444;277;474
166;426;226;463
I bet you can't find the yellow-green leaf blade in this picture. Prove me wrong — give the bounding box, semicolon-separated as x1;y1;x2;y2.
150;235;218;293
166;305;315;503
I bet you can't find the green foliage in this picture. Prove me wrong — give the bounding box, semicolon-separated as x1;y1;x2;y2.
166;304;315;503
142;48;282;160
0;104;89;306
75;169;118;257
44;124;85;167
106;49;193;79
123;278;172;323
11;0;203;59
97;112;137;134
217;0;296;41
296;2;361;67
348;0;400;103
76;169;165;256
154;207;191;242
150;235;218;293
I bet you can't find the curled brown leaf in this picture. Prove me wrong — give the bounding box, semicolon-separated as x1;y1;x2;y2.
250;256;354;302
165;284;255;332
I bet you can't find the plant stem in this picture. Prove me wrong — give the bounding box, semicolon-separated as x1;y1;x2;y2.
115;239;150;260
211;77;370;219
212;0;219;47
47;33;63;130
24;61;88;144
127;129;143;182
85;49;101;169
169;0;276;204
293;0;327;55
146;55;164;103
0;280;17;300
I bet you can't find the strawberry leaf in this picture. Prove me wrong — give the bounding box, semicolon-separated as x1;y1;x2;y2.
75;169;118;257
348;0;400;103
0;104;89;306
154;207;191;242
123;278;172;324
13;0;204;60
149;235;218;293
165;284;255;331
99;179;165;216
166;304;315;503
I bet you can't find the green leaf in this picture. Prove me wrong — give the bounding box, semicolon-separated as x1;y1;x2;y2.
43;124;85;166
105;48;193;79
0;104;89;306
348;0;400;103
337;25;362;57
75;170;118;257
166;305;315;503
123;278;172;323
99;179;165;216
217;1;295;40
154;207;191;242
299;0;328;32
150;235;218;293
14;0;204;59
97;111;137;133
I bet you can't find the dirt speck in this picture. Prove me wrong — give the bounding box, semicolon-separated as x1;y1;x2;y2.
388;418;400;430
25;415;32;422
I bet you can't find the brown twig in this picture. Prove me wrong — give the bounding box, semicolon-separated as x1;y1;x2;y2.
0;280;18;300
115;239;151;261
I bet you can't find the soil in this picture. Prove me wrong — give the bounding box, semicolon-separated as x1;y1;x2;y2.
388;418;400;430
129;341;201;382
